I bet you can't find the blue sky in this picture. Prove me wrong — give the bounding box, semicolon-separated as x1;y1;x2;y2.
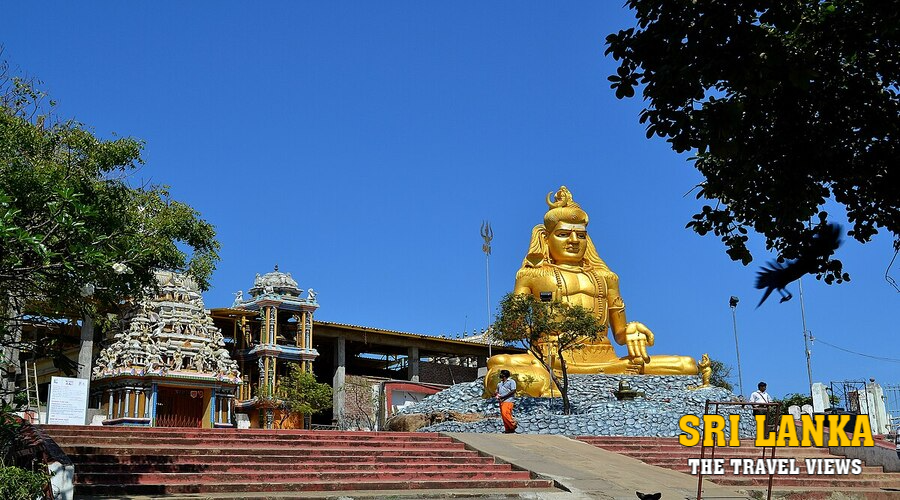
4;2;897;399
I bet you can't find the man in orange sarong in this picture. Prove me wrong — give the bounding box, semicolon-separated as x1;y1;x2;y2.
495;370;518;433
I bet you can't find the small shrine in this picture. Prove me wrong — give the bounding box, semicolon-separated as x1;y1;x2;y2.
92;271;241;427
211;266;319;428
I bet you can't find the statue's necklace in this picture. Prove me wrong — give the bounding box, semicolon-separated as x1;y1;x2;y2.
548;263;604;318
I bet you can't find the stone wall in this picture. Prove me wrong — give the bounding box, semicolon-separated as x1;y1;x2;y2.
397;374;755;438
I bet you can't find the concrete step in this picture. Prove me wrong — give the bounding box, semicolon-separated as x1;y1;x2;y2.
52;435;465;449
588;448;837;460
575;435;900;496
41;426;450;441
75;469;537;484
763;487;900;500
579;442;836;455
73;461;510;473
713;475;900;488
41;426;559;497
70;453;498;466
75;478;555;496
63;445;480;458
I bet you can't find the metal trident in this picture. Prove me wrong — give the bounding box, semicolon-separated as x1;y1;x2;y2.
480;221;493;255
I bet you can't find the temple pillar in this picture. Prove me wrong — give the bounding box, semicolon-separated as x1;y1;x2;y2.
124;389;131;418
107;390;114;420
300;311;307;349
150;383;158;425
333;336;345;427
76;314;94;380
408;347;420;382
208;390;216;428
272;306;278;343
272;358;278;392
142;388;150;419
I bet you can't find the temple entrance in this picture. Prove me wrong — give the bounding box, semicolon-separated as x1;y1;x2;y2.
155;387;204;428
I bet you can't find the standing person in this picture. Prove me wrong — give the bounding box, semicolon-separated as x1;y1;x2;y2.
750;381;772;412
750;381;773;435
495;370;518;433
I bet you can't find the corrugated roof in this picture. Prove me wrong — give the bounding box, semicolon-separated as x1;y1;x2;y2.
314;320;500;346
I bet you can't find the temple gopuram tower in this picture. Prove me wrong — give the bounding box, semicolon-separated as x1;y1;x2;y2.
92;271;241;427
211;266;319;428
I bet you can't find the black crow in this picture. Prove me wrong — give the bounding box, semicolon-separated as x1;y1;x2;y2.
755;223;843;307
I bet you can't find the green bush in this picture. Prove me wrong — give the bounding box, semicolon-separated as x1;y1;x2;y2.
0;465;49;500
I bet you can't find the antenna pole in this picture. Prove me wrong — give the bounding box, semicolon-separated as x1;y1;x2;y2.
730;299;745;398
799;278;814;399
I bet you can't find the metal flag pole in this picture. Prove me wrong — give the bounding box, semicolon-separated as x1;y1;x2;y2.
729;296;745;399
481;221;494;357
798;278;814;399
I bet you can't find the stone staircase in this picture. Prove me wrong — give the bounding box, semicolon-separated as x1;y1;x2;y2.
41;425;556;497
577;436;900;499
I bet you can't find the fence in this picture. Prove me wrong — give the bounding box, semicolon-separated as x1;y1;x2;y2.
883;384;900;438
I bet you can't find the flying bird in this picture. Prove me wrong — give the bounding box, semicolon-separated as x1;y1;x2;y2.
755;223;843;307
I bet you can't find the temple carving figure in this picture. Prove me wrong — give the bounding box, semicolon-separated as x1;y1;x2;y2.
486;186;698;398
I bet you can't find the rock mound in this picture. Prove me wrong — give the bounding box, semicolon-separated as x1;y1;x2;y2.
394;374;753;437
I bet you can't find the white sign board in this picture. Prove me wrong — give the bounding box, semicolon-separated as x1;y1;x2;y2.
46;376;89;425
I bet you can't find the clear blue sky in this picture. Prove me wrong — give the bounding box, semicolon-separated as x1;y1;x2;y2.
4;2;897;399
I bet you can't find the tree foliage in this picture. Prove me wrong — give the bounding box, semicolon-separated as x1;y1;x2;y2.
342;375;377;430
493;293;605;414
278;365;333;425
778;391;839;408
0;465;49;500
708;358;734;392
606;1;900;282
0;57;220;398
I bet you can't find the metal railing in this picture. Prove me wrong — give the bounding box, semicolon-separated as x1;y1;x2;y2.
883;384;900;445
696;400;781;500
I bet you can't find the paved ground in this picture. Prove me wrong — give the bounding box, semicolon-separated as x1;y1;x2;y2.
446;433;752;500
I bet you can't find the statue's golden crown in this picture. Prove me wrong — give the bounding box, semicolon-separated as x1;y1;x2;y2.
546;186;581;210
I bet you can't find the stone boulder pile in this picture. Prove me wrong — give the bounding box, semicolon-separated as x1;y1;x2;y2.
394;374;755;437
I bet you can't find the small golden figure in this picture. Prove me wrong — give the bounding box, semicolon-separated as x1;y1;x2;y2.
486;186;698;398
698;353;712;388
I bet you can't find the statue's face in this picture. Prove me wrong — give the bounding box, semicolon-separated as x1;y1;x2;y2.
546;222;587;265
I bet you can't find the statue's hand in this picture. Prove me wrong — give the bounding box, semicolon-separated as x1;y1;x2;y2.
624;321;655;364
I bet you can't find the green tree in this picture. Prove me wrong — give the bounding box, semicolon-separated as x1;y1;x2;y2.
708;359;734;392
277;365;333;428
0;58;220;399
493;293;605;415
779;392;813;409
778;392;839;409
606;1;900;282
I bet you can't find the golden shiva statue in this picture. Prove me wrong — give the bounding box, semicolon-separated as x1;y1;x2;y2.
485;186;698;398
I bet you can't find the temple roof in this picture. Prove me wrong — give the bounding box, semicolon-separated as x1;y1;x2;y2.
92;270;241;386
248;265;301;298
232;265;319;311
